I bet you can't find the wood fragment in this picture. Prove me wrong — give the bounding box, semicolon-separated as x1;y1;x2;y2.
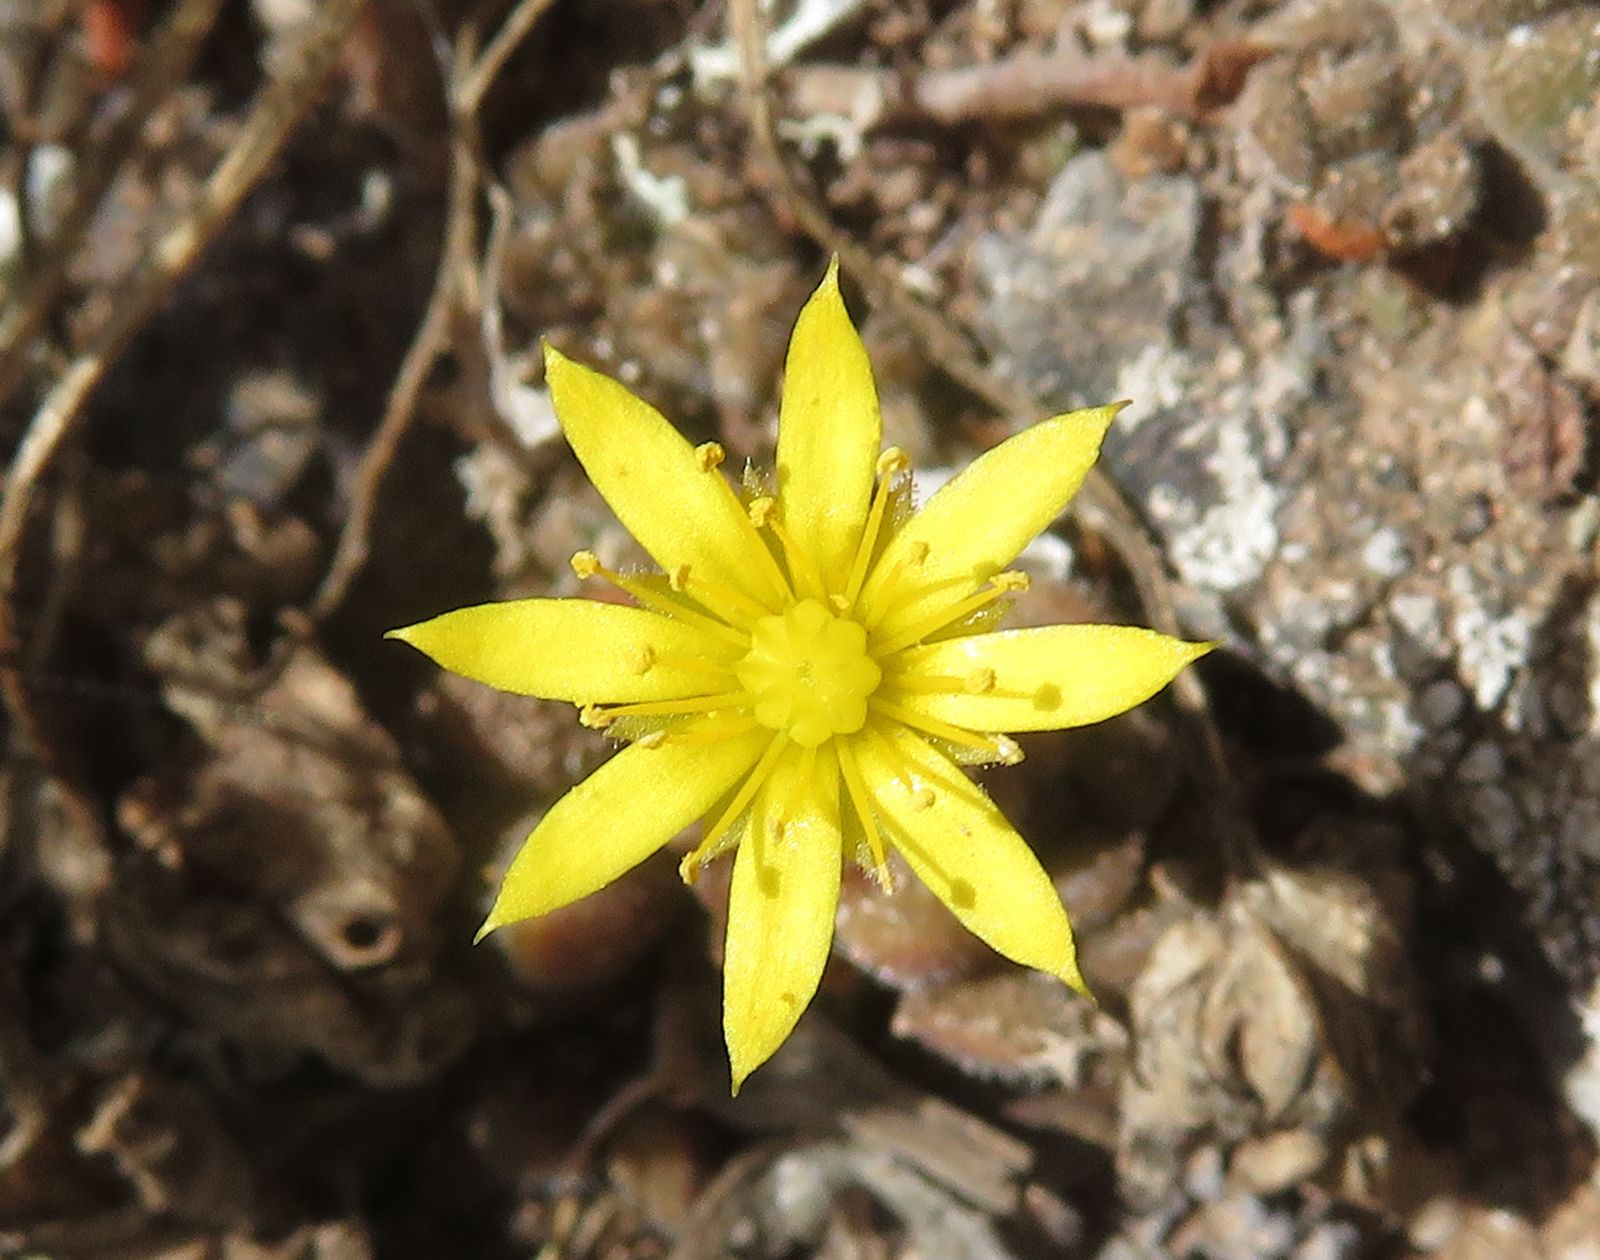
781;39;1273;129
309;0;565;621
0;0;225;410
0;0;372;755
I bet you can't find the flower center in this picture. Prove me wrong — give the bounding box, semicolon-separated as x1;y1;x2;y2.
735;599;882;748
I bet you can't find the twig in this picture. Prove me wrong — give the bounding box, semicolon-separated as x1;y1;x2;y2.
728;0;1249;859
0;0;372;741
456;0;561;117
308;34;483;623
0;0;226;411
783;42;1266;129
309;0;567;622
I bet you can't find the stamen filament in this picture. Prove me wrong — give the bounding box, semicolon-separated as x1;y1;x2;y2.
868;696;1007;755
872;572;1029;656
861;542;931;632
884;667;996;696
669;563;772;626
863;720;935;810
837;738;892;890
699;467;795;606
750;498;827;602
662;716;760;744
841;448;908;614
588;690;748;726
571;551;748;648
777;744;818;833
681;736;788;882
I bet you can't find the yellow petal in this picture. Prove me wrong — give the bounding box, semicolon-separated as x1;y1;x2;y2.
388;599;735;702
776;258;882;593
481;730;770;935
544;345;787;609
861;404;1125;639
724;744;842;1093
892;626;1211;731
857;727;1086;994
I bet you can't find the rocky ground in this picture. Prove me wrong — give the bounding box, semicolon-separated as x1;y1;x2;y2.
1;0;1598;1256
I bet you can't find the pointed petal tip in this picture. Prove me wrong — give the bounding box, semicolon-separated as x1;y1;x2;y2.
473;915;499;945
727;1038;764;1097
1067;399;1127;438
383;625;411;643
541;339;569;375
1059;957;1094;1001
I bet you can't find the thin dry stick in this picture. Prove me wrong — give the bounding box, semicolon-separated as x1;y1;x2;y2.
310;0;563;621
456;0;562;117
0;0;372;735
728;0;1245;845
308;37;483;623
0;0;227;410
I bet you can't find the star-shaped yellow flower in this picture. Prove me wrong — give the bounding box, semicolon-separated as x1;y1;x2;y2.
390;261;1209;1091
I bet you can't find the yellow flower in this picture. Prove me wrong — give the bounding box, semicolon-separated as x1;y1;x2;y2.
389;261;1210;1091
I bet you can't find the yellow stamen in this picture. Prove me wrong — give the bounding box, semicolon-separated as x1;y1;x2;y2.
869;696;1012;757
837;738;892;890
991;734;1025;766
876;446;910;478
862;719;934;810
861;541;931;631
661;716;760;745
748;497;777;528
586;691;748;726
569;551;748;647
872;571;1029;656
965;667;997;695
776;744;818;835
696;460;794;607
631;645;656;675
840;447;909;614
681;736;788;883
749;497;827;602
669;562;772;626
695;441;726;472
886;667;997;696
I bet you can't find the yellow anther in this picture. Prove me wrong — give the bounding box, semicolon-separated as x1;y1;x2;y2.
907;541;930;566
993;735;1024;765
695;441;726;472
748;496;778;528
632;645;656;675
679;737;787;884
964;668;996;695
570;550;601;580
634;729;667;749
910;785;936;810
578;704;611;729
876;447;909;477
669;564;691;592
991;571;1030;593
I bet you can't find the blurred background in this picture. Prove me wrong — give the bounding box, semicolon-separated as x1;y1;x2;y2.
0;0;1597;1256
